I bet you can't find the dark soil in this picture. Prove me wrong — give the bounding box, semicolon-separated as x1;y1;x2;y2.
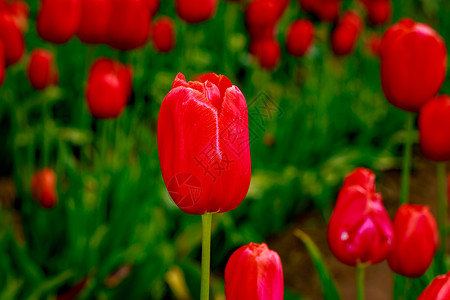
269;154;449;300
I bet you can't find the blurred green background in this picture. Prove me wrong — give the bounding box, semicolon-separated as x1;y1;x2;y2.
1;0;450;299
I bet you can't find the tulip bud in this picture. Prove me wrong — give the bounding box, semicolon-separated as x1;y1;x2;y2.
31;168;58;209
106;0;151;51
366;0;392;26
387;204;438;278
152;17;176;53
37;0;82;44
380;19;447;112
0;9;24;66
418;271;450;300
286;19;314;57
157;73;251;215
418;95;450;161
251;38;281;70
27;49;58;91
328;167;394;266
77;0;111;44
86;58;132;119
225;243;284;300
175;0;217;24
331;11;363;56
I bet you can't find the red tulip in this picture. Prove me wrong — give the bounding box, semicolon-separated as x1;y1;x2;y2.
251;38;281;70
175;0;217;24
286;19;314;57
418;271;450;300
0;41;4;87
27;49;58;91
387;204;438;277
157;73;251;215
146;0;159;16
418;95;450;161
365;0;392;26
152;17;176;53
380;19;447;112
77;0;111;44
225;243;284;300
37;0;81;44
1;0;29;32
328;167;394;266
331;11;363;56
299;0;341;22
31;168;58;209
366;34;381;57
86;58;132;119
0;9;24;65
107;0;151;51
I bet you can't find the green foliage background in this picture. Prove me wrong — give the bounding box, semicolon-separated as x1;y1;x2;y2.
1;0;450;299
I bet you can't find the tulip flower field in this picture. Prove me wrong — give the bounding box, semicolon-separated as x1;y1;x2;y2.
2;0;450;299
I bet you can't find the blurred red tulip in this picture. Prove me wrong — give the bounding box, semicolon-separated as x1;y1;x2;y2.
299;0;341;22
366;0;392;26
107;0;151;50
27;49;58;91
86;58;132;119
418;95;450;161
328;167;394;266
286;19;314;57
31;168;58;209
380;19;447;112
387;204;438;278
245;0;278;40
251;38;281;70
37;0;82;44
1;0;29;32
146;0;159;16
0;41;4;87
331;11;363;56
0;9;24;65
175;0;217;24
153;17;176;53
77;0;111;44
418;271;450;300
225;243;284;300
157;73;251;215
366;34;381;57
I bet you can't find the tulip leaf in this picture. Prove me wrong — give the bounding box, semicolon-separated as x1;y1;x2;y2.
294;229;341;300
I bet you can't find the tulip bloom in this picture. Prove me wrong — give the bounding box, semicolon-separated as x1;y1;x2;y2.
418;271;450;300
86;58;132;119
286;19;314;57
251;39;281;70
157;73;251;215
37;0;81;44
328;168;394;266
380;19;447;113
225;243;284;300
175;0;217;24
152;17;176;53
387;204;438;277
107;0;151;51
418;95;450;161
331;11;363;56
27;49;58;91
0;8;24;66
365;0;392;26
366;34;381;57
31;168;58;209
299;0;341;22
77;0;111;44
1;0;29;32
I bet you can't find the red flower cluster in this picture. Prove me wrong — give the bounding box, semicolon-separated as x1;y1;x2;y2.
246;0;289;70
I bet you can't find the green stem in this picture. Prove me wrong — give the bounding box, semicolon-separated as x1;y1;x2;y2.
42;97;50;168
200;213;212;300
356;265;365;300
437;162;448;256
393;274;406;300
400;113;414;205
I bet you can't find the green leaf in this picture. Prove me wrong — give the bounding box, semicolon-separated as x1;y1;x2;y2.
294;229;341;300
